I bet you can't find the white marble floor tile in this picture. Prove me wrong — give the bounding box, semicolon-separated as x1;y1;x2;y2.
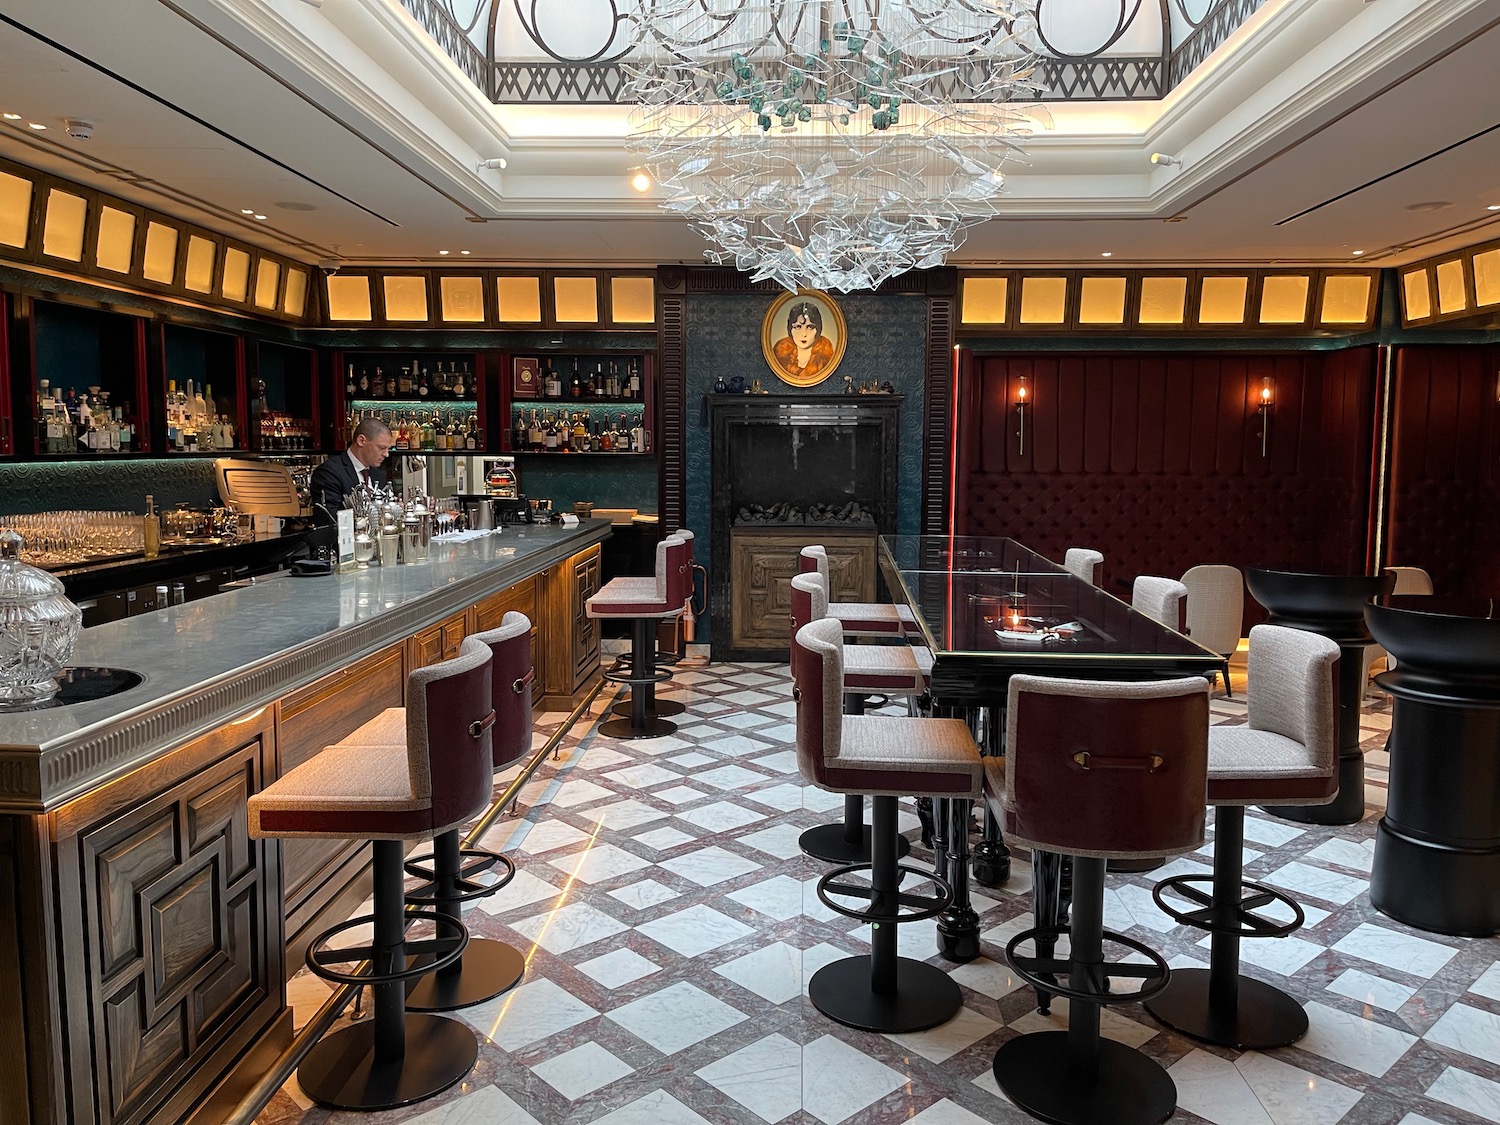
1297;1000;1417;1077
508;900;626;956
401;1084;543;1125
1240;816;1307;848
1007;1000;1159;1049
546;842;651;885
1196;842;1266;866
695;1033;804;1123
754;739;800;761
694;762;775;788
1196;932;1323;976
725;874;806;921
1238;1049;1362;1124
622;733;694;756
800;1033;908;1125
577;747;634;771
718;689;778;706
582;798;671;831
675;800;766;832
1265;861;1368;906
1330;922;1459;979
605;981;748;1055
737;822;809;859
745;782;818;812
632;825;697;850
906;1099;994;1125
714;941;804;1004
1426;1067;1500;1124
694;700;734;715
948;955;1026;1000
727;671;781;686
762;700;799;718
1326;968;1417;1012
515;819;591;854
604;763;683;789
1395;1115;1445;1125
713;711;776;729
550;778;617;808
638;902;756;957
530;1041;633;1100
1169;1049;1275;1125
1153;856;1216;882
576;946;661;989
1109;883;1182;934
588;1089;717;1125
1470;961;1500;1001
798;877;845;923
1304;838;1377;873
1425;1003;1500;1065
653;784;712;806
665;751;717;768
607;878;682;910
886;1004;1001;1063
284;973;332;1033
462;976;598;1052
476;869;564;915
658;845;762;887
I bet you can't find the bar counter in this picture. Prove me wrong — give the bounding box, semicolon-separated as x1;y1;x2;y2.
0;518;609;1125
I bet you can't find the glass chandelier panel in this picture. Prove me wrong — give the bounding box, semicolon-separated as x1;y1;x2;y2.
624;0;1045;292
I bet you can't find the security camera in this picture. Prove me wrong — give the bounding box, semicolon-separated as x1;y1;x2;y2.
64;118;94;141
318;259;341;276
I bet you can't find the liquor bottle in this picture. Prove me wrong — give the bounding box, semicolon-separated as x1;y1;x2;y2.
202;383;216;424
592;363;604;398
122;401;136;452
569;362;582;400
143;495;161;560
543;360;562;399
544;413;559;451
358;366;370;394
346;365;357;396
466;413;480;451
419;367;430;397
397;365;411;396
452;361;466;398
372;367;386;398
628;360;641;399
394;417;408;451
513;410;527;452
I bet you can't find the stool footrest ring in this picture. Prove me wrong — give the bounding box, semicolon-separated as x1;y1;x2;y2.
1004;926;1171;1005
601;666;673;687
404;848;517;905
305;908;468;986
1152;874;1304;938
815;861;952;924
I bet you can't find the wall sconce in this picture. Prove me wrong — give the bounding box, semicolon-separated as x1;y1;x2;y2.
1255;375;1275;457
1015;374;1031;455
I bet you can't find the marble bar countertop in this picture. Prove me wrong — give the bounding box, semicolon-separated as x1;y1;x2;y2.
0;519;612;814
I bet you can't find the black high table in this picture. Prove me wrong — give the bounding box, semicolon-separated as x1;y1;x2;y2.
880;536;1222;963
1366;595;1500;937
1244;567;1395;825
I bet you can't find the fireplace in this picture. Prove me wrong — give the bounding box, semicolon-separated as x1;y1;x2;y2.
707;395;904;659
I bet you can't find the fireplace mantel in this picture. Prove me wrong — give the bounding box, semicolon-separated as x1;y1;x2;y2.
707;394;904;659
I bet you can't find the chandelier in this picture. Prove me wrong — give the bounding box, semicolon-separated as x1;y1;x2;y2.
624;1;1044;292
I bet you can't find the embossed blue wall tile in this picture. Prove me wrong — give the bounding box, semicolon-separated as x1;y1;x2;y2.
513;457;658;512
0;459;222;516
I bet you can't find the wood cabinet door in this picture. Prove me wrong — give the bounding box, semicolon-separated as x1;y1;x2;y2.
729;529;875;650
571;546;602;691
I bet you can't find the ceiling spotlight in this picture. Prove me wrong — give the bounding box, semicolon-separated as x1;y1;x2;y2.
1489;204;1500;211
2;113;20;121
1101;251;1113;257
630;171;652;193
27;122;46;131
241;208;255;215
438;250;450;255
1352;249;1365;256
1150;152;1181;167
253;214;266;220
478;158;508;170
459;249;471;255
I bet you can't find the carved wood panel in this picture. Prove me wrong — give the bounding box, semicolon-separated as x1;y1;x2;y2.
61;715;278;1125
571;546;602;691
730;529;875;651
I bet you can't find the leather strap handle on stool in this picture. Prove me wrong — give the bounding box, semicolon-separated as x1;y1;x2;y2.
512;667;536;694
469;709;497;738
1072;751;1165;772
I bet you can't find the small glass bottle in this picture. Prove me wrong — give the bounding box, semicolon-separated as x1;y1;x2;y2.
143;495;161;560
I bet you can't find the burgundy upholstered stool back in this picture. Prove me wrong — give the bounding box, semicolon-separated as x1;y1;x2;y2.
407;636;497;835
788;572;829;681
1003;675;1209;860
792;617;845;790
471;611;534;771
798;544;828;588
665;536;691;609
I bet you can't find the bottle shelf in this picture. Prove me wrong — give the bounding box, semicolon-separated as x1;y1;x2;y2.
513;398;645;408
349;398;478;408
510;450;652;458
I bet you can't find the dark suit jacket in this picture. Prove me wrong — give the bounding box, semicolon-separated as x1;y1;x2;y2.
310;454;384;524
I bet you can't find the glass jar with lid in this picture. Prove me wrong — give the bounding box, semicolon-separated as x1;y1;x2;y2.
0;530;83;705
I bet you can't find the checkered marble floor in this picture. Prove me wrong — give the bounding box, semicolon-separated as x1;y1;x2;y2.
257;655;1500;1125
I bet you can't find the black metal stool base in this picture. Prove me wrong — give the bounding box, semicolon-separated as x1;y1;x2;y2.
611;697;685;718
297;1013;477;1111
405;938;525;1013
971;840;1012;887
994;1031;1176;1125
1144;967;1308;1049
808;955;962;1033
599;715;677;740
799;821;911;864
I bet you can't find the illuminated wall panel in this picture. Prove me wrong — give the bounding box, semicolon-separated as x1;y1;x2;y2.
496;275;542;322
1077;276;1127;324
1138;276;1187;325
1018;276;1067;323
960;276;1008;324
1258;275;1309;324
610;275;655;323
553;275;600;322
1199;275;1248;324
142;221;179;283
326;275;372;321
0;169;31;248
95;207;136;274
439;275;485;322
42;189;87;261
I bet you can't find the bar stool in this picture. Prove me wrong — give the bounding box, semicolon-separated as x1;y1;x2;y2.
993;674;1209;1125
247;639;496;1111
610;528;695;720
790;572;926;863
1063;547;1104;585
588;535;688;739
1131;575;1188;631
799;544;918;639
794;617;982;1033
1146;623;1339;1049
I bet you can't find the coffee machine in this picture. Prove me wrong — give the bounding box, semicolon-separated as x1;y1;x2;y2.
483;456;530;525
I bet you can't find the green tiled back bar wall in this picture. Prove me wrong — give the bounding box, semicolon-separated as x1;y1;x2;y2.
517;456;658;513
0;459;223;516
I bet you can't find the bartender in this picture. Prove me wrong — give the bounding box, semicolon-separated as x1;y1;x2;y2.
310;418;392;524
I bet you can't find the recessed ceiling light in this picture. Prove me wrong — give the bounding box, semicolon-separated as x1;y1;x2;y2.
241;208;255;215
1352;249;1365;256
459;249;471;255
631;171;652;192
253;214;266;220
1489;204;1500;211
27;122;46;130
438;250;450;255
2;113;20;121
1101;251;1112;257
1405;200;1452;212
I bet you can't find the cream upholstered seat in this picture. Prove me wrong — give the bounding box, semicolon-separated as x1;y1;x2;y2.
587;535;689;738
1063;547;1104;585
1131;575;1188;631
794;617;981;1035
1146;623;1339;1051
1181;564;1245;696
799;544;918;638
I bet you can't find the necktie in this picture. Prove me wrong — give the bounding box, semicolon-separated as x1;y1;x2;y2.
361;468;372;488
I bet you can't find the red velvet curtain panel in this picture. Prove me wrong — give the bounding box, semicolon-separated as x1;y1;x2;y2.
954;350;1378;614
1387;345;1500;596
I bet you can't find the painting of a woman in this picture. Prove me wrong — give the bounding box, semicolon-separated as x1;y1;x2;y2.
760;289;847;387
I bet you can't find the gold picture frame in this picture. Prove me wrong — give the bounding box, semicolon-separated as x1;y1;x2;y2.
761;288;848;387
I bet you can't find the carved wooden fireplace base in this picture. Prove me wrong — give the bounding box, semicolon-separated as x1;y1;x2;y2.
730;528;876;653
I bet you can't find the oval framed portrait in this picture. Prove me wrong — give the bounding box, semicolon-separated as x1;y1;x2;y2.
761;289;848;388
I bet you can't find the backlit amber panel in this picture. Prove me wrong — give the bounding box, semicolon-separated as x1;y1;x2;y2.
326;275;373;321
95;207;136;274
440;275;485;322
222;247;251;302
142;222;179;283
1320;275;1372;324
496;275;542;322
1435;259;1467;314
254;259;281;310
610;276;655;323
0;169;31;248
184;236;217;293
1402;269;1432;320
1077;277;1127;324
283;268;309;317
961;276;1008;324
382;275;428;321
1258;275;1310;324
1198;276;1248;324
42;189;87;261
1018;276;1067;324
1473;249;1500;307
1138;276;1187;324
553;276;600;323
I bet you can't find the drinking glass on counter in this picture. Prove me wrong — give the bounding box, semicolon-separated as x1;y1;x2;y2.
0;511;145;568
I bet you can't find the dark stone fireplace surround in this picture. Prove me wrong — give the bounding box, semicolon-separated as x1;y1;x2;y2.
707;394;904;658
